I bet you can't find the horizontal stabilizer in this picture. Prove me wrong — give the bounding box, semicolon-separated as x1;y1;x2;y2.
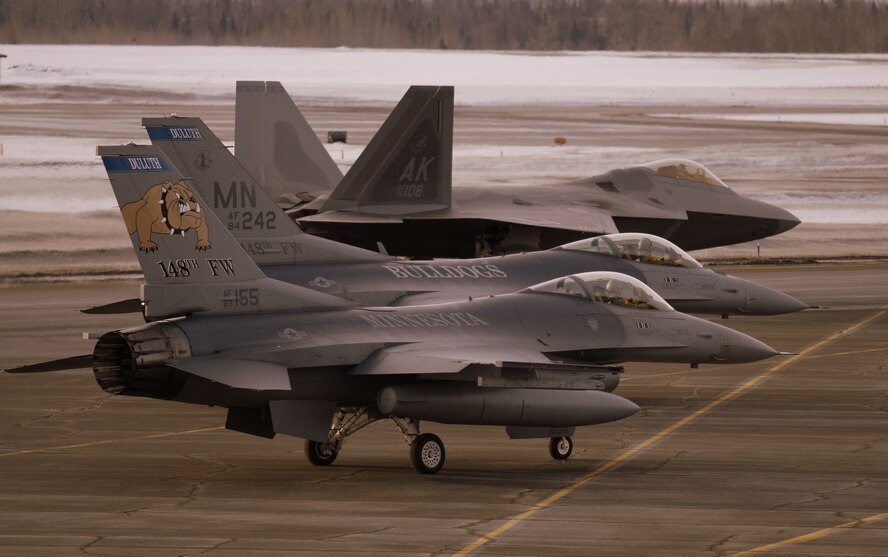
5;354;92;373
81;298;142;314
168;356;291;390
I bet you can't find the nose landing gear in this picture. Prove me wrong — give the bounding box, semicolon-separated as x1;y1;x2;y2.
548;436;573;460
304;439;339;466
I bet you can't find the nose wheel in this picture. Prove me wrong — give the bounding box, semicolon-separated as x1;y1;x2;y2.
410;433;446;474
548;436;573;460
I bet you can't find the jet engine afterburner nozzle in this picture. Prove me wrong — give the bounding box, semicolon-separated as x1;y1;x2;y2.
92;322;191;397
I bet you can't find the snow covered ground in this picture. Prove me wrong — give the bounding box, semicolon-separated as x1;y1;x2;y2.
2;44;888;108
654;112;888;127
0;45;887;271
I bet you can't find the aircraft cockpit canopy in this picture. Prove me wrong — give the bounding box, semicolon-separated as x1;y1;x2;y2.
525;271;673;311
560;233;702;269
641;159;730;189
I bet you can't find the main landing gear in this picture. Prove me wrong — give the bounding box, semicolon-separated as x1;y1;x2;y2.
302;407;574;473
391;416;446;474
302;407;375;468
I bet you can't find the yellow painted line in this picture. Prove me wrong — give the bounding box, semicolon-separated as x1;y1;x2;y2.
624;339;888;382
453;309;887;556
621;367;733;382
0;426;224;458
806;346;888;360
726;511;888;556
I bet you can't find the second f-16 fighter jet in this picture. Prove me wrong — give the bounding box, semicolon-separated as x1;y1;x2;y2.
7;145;781;474
135;115;807;317
236;82;800;258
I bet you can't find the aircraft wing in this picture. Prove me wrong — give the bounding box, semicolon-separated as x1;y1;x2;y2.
168;356;291;390
299;205;615;233
350;344;557;376
300;195;691;235
445;189;687;232
299;211;405;224
351;343;622;375
463;204;619;234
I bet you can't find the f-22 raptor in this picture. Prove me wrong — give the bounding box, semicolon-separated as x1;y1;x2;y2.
236;82;800;258
7;144;781;474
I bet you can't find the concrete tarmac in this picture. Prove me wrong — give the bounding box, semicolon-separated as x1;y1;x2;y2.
1;263;887;556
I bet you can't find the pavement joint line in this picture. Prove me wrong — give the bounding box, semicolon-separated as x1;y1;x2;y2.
0;426;224;458
725;511;888;556
452;308;887;557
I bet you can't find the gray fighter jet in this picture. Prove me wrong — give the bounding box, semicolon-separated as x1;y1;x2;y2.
236;82;800;258
136;115;806;317
7;145;781;474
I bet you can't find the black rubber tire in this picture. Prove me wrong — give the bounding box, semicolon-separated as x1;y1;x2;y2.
304;439;339;466
410;433;446;474
548;436;573;460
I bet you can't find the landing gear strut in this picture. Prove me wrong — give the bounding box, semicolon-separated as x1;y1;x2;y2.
548;436;573;460
302;409;449;474
392;416;446;474
303;407;376;468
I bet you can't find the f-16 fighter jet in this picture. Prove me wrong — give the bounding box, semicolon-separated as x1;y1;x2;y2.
136;116;806;317
7;145;780;474
236;82;799;258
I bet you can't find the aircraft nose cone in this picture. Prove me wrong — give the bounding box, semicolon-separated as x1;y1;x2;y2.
719;327;779;363
774;207;801;235
744;281;808;315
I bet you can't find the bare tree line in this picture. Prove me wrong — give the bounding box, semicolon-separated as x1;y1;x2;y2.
1;0;887;53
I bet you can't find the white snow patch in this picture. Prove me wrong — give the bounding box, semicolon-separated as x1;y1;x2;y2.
653;112;888;127
2;45;888;107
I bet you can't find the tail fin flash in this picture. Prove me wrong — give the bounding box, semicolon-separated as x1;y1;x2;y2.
144;116;388;265
320;85;453;215
235;81;342;201
98;144;351;319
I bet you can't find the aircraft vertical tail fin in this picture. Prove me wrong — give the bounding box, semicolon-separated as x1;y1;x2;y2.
235;81;343;201
319;85;453;215
143;116;388;265
98;144;352;320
